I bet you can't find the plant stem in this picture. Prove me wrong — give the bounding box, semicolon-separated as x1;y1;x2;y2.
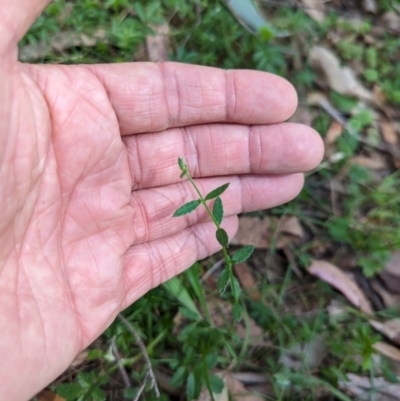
186;174;219;227
184;171;238;303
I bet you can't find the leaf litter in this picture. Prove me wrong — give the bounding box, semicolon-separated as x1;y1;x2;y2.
29;2;400;400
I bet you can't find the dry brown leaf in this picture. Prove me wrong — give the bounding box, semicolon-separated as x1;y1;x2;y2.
70;350;88;367
231;216;303;249
380;121;398;144
225;373;265;401
349;155;388;170
373;85;387;103
362;0;377;13
233;263;261;301
339;373;400;400
325;121;344;146
308;260;373;314
380;250;400;294
302;0;325;23
370;319;400;346
373;341;400;363
196;373;266;401
370;279;400;308
235;316;263;341
146;24;170;62
207;299;263;342
309;46;372;101
279;335;327;370
281;216;304;238
36;390;66;401
324;121;343;157
381;12;400;34
288;105;313;126
231;373;268;384
58;2;74;23
231;217;273;248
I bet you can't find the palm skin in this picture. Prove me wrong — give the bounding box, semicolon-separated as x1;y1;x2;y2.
0;3;324;400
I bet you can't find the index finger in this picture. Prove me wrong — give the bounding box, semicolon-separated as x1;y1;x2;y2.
90;62;298;135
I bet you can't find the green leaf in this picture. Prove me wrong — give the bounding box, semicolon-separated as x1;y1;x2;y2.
186;372;197;400
91;387;106;401
77;372;92;388
205;183;230;200
179;306;200;321
213;197;224;225
216;228;229;247
123;388;138;399
232;276;242;301
173;199;201;217
209;374;225;394
178;157;187;173
232;302;242;322
170;366;187;387
185;263;211;322
162;277;201;319
206;353;218;369
327;218;351;243
232;245;255;264
217;268;230;295
56;383;83;400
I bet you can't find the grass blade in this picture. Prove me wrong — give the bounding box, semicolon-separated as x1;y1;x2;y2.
162;277;201;319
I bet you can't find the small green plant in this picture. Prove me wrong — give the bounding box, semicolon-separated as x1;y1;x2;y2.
173;158;254;321
56;372;107;401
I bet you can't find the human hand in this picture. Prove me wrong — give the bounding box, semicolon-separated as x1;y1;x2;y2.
0;1;323;399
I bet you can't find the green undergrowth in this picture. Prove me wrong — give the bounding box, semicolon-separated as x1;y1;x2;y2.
26;1;400;400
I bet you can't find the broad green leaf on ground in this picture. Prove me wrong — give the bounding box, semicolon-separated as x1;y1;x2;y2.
170;366;186;387
91;387;106;401
56;384;82;400
209;374;225;394
186;372;200;401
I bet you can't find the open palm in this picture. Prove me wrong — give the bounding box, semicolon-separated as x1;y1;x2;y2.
0;2;323;400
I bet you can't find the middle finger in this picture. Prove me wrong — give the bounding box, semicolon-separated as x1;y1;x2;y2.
124;122;323;190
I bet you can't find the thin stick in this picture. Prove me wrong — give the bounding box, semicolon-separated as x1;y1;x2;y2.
316;96;400;157
118;314;160;398
133;371;150;401
111;337;132;388
201;258;225;282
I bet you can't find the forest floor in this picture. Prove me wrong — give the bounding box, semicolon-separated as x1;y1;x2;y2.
26;1;400;400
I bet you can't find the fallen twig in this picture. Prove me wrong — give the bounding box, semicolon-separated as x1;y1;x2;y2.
118;314;160;398
133;371;150;401
111;337;132;388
